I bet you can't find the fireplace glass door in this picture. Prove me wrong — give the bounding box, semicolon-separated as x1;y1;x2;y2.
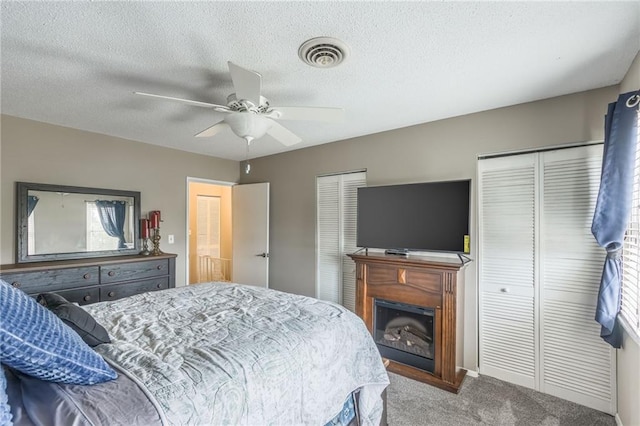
374;299;435;373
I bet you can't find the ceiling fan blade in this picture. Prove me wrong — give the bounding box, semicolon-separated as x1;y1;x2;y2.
269;106;344;122
266;121;302;146
228;61;262;106
134;91;229;111
195;121;230;138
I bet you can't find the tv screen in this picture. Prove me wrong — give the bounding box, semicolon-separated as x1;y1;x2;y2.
356;180;470;253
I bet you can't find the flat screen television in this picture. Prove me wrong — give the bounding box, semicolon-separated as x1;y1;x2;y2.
356;180;470;253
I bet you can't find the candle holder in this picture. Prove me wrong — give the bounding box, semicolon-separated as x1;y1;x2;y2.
139;237;151;256
151;228;163;256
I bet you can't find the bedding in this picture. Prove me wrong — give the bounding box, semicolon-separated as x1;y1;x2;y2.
4;363;164;426
0;280;116;385
2;281;388;425
1;368;11;425
83;282;389;425
36;292;111;347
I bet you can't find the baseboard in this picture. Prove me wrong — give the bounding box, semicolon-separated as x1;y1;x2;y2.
615;413;623;426
465;369;479;378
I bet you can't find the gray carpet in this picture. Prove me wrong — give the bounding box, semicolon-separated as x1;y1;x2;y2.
386;372;616;426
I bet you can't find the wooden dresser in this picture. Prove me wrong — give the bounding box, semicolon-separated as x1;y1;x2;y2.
0;253;176;305
349;252;467;393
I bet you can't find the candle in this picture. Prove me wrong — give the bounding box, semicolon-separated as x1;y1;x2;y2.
140;219;149;239
149;212;159;229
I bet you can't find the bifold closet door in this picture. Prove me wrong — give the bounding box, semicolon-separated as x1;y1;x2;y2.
479;144;616;415
478;153;537;389
539;145;616;414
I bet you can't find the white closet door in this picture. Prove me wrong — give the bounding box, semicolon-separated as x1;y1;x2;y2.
539;145;616;414
316;172;366;311
478;154;537;389
317;176;342;303
340;173;367;312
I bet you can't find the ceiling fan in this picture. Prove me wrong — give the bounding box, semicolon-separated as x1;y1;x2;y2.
135;61;344;146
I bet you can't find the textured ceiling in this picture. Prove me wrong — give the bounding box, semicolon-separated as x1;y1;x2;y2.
1;1;639;161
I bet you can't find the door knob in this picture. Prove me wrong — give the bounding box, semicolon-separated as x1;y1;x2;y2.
255;253;269;258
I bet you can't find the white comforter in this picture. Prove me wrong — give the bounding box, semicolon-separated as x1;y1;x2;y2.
85;282;389;425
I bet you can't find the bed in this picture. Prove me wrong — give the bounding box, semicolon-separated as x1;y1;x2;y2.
0;280;389;425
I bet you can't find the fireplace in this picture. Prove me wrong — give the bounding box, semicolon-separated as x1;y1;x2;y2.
349;252;467;392
374;299;435;373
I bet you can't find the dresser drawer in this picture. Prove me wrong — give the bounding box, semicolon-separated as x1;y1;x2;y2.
1;267;99;293
100;259;169;283
100;277;169;301
52;287;100;306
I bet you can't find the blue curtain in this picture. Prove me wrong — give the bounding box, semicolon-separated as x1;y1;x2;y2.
27;195;39;216
591;90;640;348
95;200;127;249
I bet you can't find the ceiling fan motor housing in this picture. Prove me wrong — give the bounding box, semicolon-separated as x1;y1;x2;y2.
226;94;271;113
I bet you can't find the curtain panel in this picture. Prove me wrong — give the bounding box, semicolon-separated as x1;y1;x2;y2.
95;200;127;249
27;196;39;217
592;90;640;348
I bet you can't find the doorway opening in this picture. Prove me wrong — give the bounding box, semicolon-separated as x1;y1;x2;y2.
187;179;233;285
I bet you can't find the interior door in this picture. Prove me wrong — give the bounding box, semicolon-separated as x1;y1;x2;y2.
232;182;269;287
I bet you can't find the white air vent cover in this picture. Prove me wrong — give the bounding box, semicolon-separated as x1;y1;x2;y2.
298;37;350;68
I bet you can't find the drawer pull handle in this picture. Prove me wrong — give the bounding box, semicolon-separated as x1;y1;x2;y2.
157;265;163;270
83;295;91;301
500;288;510;293
11;282;21;288
83;273;91;280
108;291;115;297
108;271;115;277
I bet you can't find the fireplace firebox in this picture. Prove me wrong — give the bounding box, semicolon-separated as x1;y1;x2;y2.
374;299;435;373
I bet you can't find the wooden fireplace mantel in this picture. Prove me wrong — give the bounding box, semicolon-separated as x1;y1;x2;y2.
349;252;467;393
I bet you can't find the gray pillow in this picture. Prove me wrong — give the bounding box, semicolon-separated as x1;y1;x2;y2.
36;293;111;347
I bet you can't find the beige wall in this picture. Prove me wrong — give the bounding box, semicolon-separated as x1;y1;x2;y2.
617;50;640;426
0;115;240;286
239;86;619;375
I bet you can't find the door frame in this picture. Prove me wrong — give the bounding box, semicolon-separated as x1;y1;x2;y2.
185;177;236;286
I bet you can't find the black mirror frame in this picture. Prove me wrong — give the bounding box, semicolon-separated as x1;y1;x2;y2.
16;182;141;263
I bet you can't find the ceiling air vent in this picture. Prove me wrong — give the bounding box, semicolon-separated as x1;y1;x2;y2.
298;37;350;68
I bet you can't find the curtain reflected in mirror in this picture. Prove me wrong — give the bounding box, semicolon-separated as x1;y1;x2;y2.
17;182;140;263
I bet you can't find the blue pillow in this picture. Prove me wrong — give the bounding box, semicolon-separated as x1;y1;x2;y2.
0;366;11;426
0;280;116;385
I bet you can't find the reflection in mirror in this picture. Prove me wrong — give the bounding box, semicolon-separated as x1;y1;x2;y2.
17;182;140;263
27;191;136;255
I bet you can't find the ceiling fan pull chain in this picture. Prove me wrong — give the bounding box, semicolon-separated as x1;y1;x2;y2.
245;137;252;174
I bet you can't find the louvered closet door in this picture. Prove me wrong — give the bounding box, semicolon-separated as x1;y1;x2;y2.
540;145;616;414
478;154;537;389
340;173;367;312
316;172;366;311
317;176;341;303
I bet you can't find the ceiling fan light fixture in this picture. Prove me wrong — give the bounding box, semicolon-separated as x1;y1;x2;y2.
298;37;350;68
223;112;274;141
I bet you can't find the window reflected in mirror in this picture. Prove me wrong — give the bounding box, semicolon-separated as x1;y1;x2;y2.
17;182;140;263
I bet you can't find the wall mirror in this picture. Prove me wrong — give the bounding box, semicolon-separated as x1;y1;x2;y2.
16;182;141;263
